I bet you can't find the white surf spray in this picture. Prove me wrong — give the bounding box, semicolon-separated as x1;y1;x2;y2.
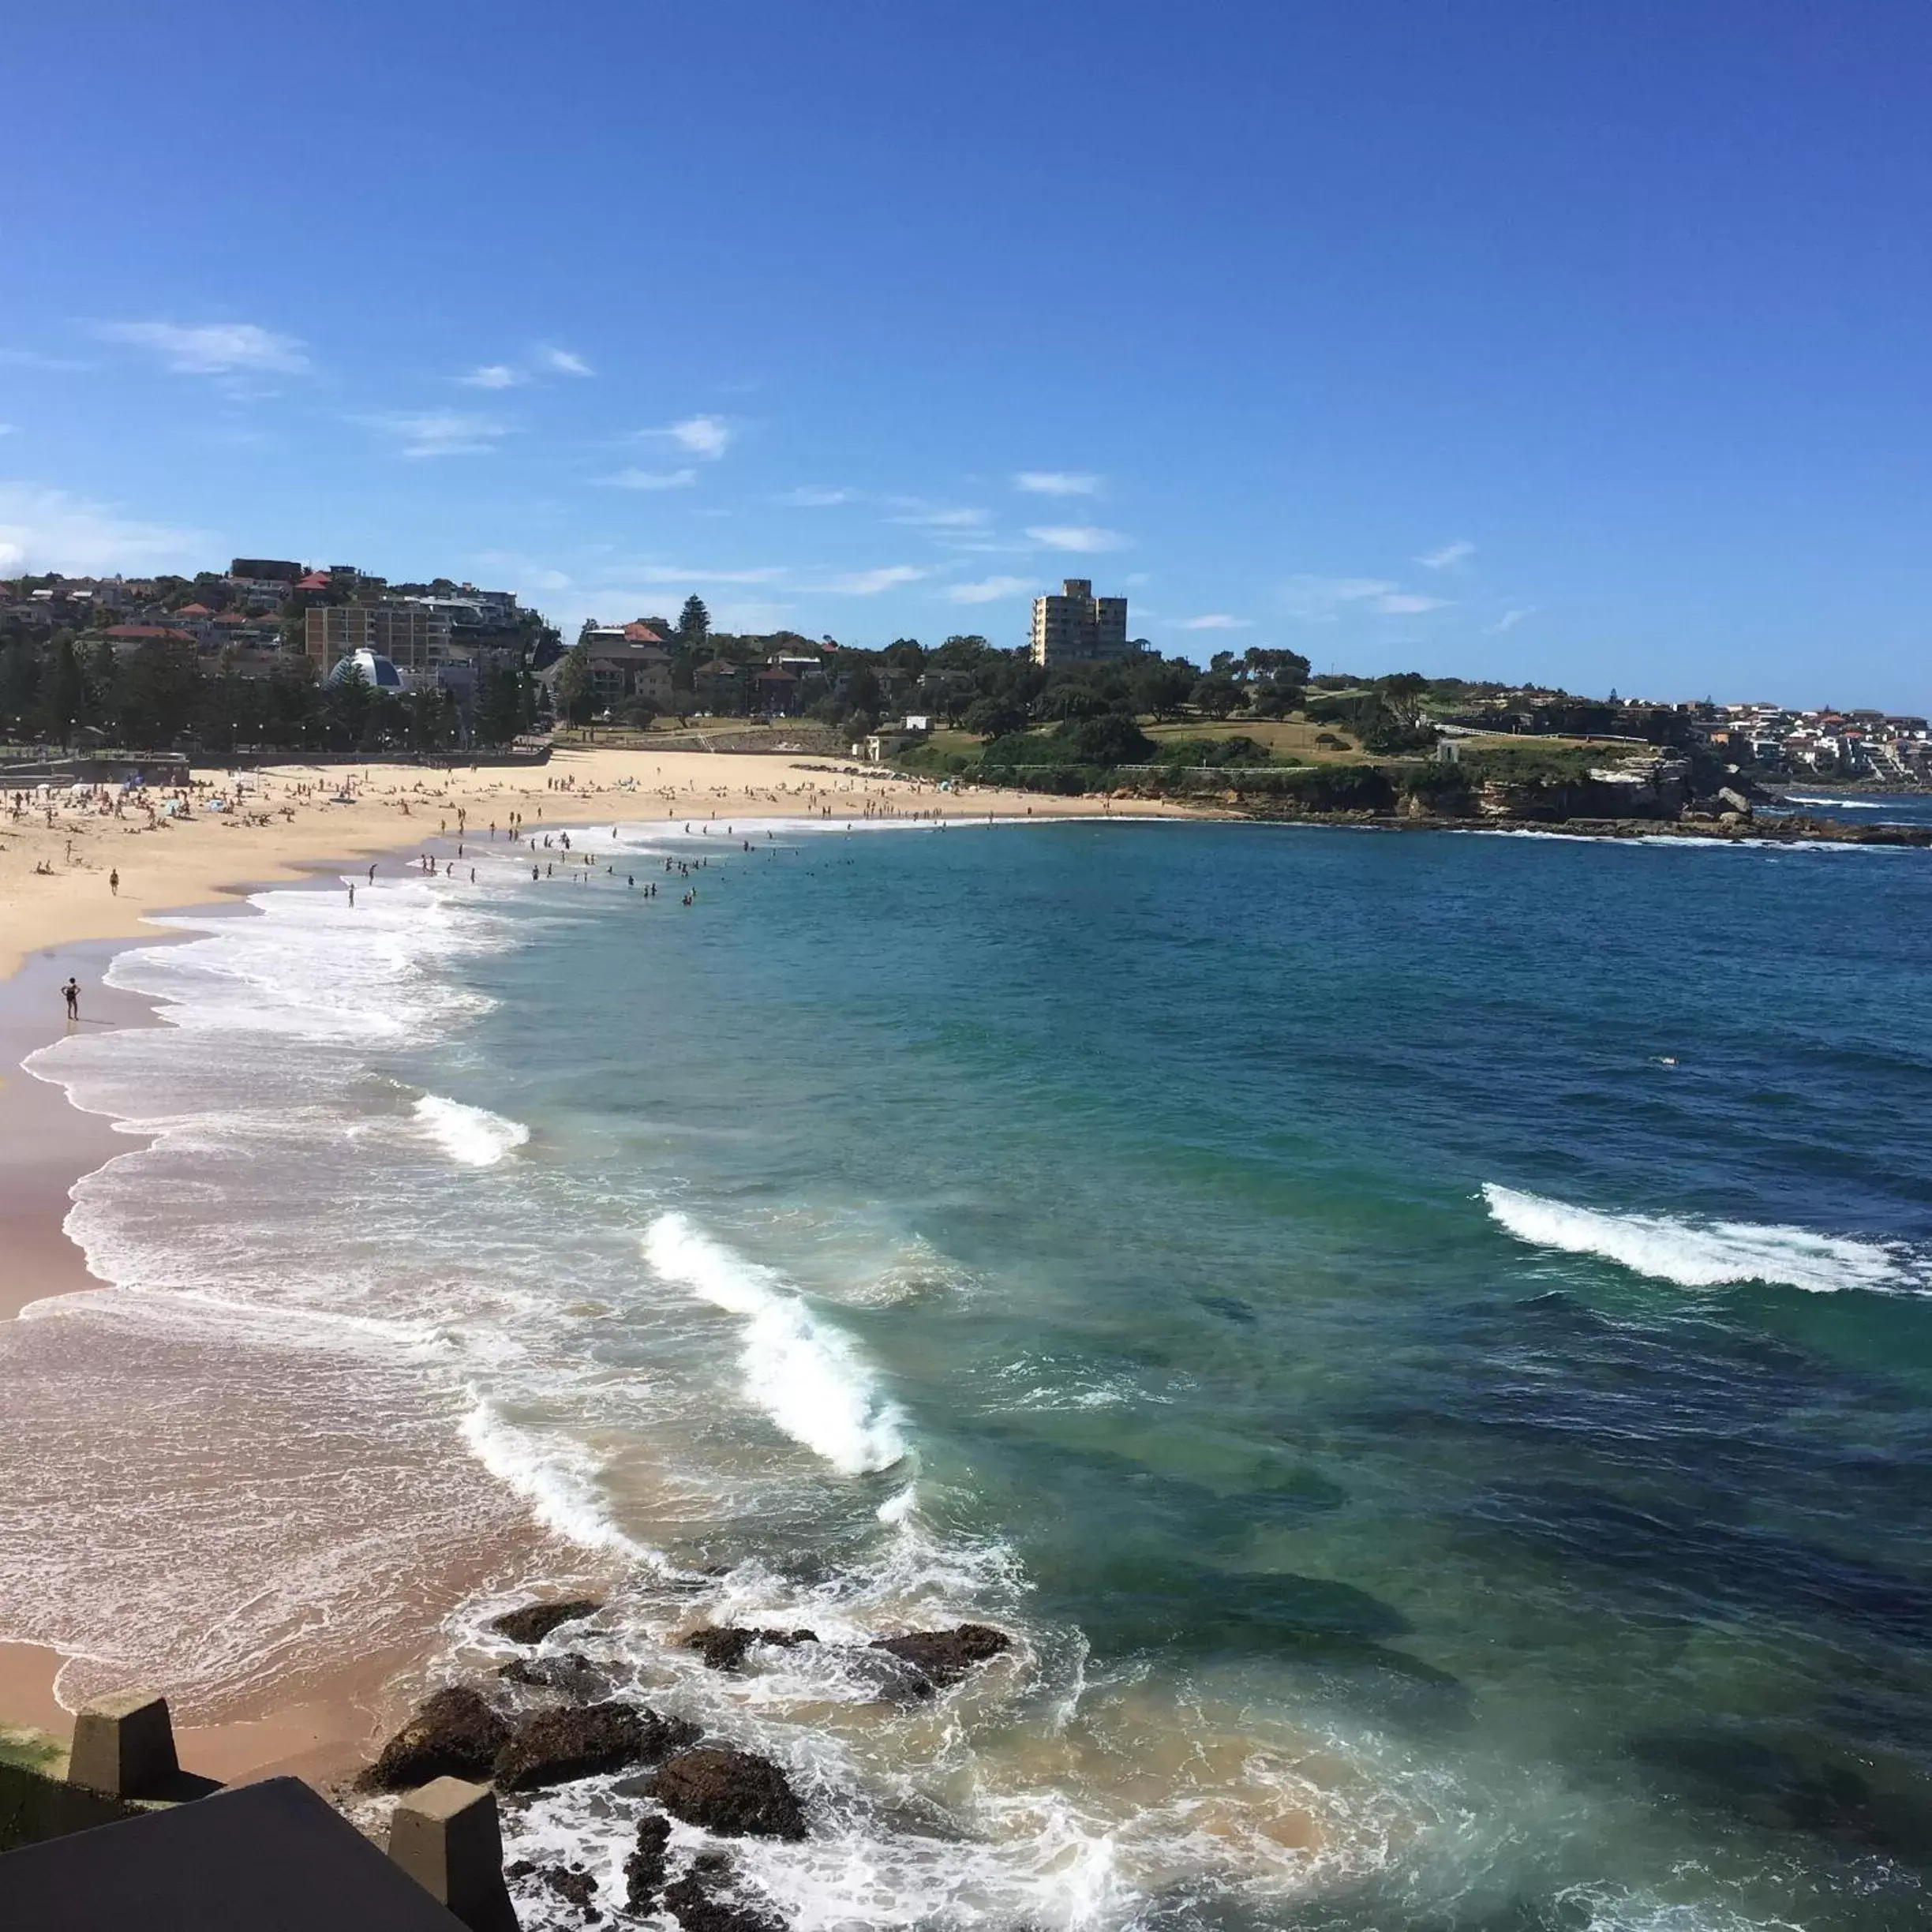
459;1399;649;1557
643;1213;908;1476
1482;1182;1923;1294
414;1093;530;1166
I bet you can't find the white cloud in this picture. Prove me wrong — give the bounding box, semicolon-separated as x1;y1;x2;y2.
891;506;987;528
822;565;926;595
1026;524;1126;552
459;364;523;389
657;414;732;459
1281;575;1395;621
600;466;698;490
541;346;593;377
92;320;309;376
0;484;207;575
780;486;853;507
1014;471;1100;496
1417;539;1475;570
948;575;1032;603
1490;606;1538;633
0;425;14;437
1179;613;1252;631
364;411;507;458
1279;575;1449;621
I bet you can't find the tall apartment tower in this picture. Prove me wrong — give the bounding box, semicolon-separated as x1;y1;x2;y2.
1030;578;1131;667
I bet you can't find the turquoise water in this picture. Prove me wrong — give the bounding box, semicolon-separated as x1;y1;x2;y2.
15;818;1932;1929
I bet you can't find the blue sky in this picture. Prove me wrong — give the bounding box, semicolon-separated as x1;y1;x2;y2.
5;1;1930;707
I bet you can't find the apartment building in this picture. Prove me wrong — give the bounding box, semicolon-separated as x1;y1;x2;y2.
1030;578;1132;667
304;602;451;679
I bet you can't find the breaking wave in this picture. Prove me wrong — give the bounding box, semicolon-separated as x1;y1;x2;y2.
414;1093;530;1166
643;1213;908;1476
1482;1182;1924;1294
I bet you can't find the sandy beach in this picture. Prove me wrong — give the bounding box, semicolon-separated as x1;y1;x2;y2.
0;747;1170;1791
2;745;1174;982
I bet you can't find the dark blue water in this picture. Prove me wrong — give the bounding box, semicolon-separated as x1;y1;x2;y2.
1767;789;1932;830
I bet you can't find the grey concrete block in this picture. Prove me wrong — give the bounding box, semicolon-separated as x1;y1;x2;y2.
388;1777;519;1932
66;1692;180;1799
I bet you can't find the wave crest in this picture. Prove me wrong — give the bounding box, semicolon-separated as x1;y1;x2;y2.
643;1212;908;1475
1482;1182;1921;1294
414;1093;530;1166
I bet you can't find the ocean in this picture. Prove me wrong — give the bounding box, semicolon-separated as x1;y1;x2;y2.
9;815;1932;1931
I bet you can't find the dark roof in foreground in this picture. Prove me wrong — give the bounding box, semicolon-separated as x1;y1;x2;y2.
0;1775;467;1931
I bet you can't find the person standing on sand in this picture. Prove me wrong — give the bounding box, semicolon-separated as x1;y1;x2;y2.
62;978;79;1022
109;868;119;895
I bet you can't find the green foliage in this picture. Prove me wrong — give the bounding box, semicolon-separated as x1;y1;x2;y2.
1271;763;1398;811
555;643;593;725
1398;761;1475;805
1455;742;1600;785
1058;712;1155;766
963;695;1030;739
43;635;88;745
1153;735;1275;767
1189;672;1243;719
678;596;710;648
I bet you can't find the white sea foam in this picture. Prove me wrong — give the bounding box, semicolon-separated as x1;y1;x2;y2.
643;1213;908;1476
459;1399;649;1556
1482;1182;1923;1294
1782;794;1889;810
414;1093;530;1166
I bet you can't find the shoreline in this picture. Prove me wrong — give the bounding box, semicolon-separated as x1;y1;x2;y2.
0;749;1176;1788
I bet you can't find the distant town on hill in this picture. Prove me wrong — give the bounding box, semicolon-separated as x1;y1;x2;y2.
2;560;1926;796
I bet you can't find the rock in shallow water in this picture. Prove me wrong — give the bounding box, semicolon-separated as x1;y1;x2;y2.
356;1685;510;1791
623;1814;672;1912
662;1849;788;1932
682;1626;819;1672
868;1622;1012;1685
647;1747;808;1840
493;1700;702;1791
489;1597;603;1646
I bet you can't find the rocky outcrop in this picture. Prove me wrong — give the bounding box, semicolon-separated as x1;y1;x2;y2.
496;1651;610;1698
647;1747;808;1840
869;1623;1012;1687
493;1701;702;1792
683;1627;818;1672
489;1598;602;1646
623;1814;672;1913
662;1849;788;1932
356;1686;510;1791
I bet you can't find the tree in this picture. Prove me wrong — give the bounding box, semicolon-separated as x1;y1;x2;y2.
555;643;593;725
963;695;1029;739
1130;660;1194;721
1377;672;1429;727
43;634;87;746
1039;683;1106;722
477;668;523;747
1190;672;1243;720
322;661;373;750
1061;712;1155;766
844;664;882;717
678;596;711;649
